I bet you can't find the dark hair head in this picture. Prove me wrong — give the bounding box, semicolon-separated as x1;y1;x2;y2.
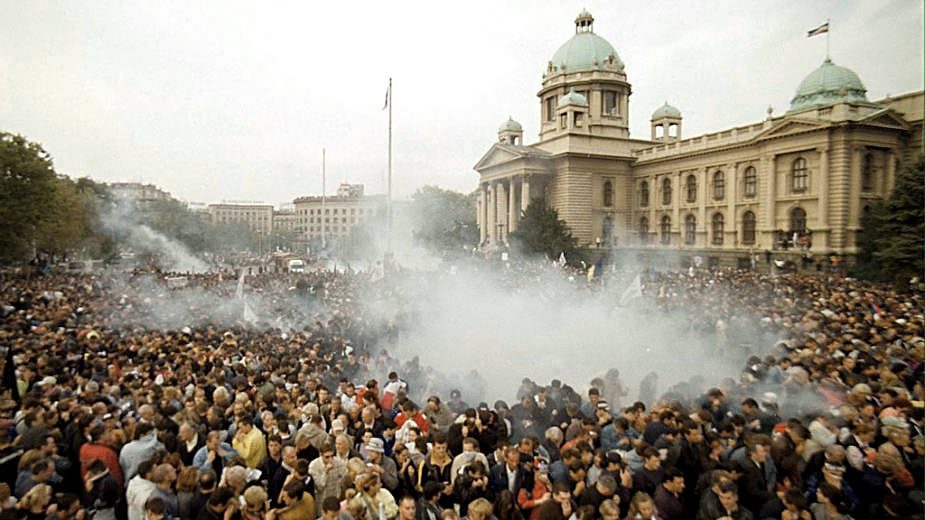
283;479;305;499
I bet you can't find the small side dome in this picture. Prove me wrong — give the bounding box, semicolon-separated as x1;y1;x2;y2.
557;88;588;109
652;101;681;120
498;116;523;133
789;58;868;112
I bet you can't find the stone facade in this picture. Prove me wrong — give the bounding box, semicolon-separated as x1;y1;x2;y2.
474;11;923;266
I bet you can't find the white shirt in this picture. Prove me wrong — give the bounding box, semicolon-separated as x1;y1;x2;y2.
125;476;156;520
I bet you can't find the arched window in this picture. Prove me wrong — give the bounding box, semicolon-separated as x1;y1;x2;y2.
660;215;671;245
792;158;808;192
711;213;724;245
686;175;697;203
790;207;806;234
684;215;696;245
713;171;725;200
742;211;756;245
638;216;649;244
861;153;874;192
603;180;614;207
639;181;649;207
662;177;672;205
743;166;757;198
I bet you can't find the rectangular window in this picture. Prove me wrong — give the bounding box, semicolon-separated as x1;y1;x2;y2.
546;97;555;122
603;91;618;115
560;113;567;128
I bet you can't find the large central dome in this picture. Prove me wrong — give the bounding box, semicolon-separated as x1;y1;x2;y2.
547;10;624;76
788;58;869;112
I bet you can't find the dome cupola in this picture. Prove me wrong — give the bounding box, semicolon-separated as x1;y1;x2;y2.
545;10;624;77
789;58;869;112
497;116;524;145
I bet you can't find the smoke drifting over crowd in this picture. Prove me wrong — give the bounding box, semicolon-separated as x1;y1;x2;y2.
100;202;208;273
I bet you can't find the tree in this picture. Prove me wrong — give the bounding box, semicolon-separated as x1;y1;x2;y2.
0;133;58;263
410;186;478;253
509;197;581;263
853;158;924;287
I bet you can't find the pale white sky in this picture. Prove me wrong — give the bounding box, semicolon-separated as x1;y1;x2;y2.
0;0;921;206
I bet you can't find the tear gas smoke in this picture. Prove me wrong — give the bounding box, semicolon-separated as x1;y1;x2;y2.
100;202;208;273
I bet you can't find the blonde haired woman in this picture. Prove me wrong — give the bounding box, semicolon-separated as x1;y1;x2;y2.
18;483;52;520
356;473;398;520
625;492;661;520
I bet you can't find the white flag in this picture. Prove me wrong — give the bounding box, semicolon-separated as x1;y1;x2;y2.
235;270;245;299
243;301;258;324
619;275;643;306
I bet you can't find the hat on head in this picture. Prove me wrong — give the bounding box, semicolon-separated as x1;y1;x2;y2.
596;400;609;410
761;392;778;406
331;419;345;432
38;376;57;387
366;438;385;453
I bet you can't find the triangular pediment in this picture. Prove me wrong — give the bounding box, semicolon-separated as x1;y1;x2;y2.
857;109;910;130
757;119;829;140
473;143;549;171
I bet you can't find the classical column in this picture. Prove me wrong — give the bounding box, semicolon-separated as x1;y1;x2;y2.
508;179;518;233
763;155;776;231
479;184;488;244
727;163;737;247
521;175;531;213
818;147;829;228
885;150;896;194
496;181;507;243
672;172;681;236
487;182;496;245
849;147;862;229
697;168;707;237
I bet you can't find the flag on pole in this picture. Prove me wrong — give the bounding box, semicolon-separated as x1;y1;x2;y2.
619;275;643;306
243;301;258;324
235;270;245;299
807;22;829;37
382;80;391;110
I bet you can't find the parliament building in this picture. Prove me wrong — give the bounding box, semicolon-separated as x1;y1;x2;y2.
473;10;923;267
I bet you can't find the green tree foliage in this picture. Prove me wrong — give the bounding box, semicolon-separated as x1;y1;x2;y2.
509;197;581;263
853;158;924;287
0;133;58;262
410;185;478;253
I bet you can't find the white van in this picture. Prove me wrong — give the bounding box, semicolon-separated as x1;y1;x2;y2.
287;259;305;273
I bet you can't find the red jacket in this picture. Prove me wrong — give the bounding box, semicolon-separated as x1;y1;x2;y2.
395;411;430;437
79;442;124;491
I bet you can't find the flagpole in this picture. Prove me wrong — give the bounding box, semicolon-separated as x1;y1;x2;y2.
321;147;326;250
387;77;393;254
825;19;830;60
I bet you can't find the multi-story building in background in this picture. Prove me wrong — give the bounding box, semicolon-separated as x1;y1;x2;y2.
292;183;385;243
108;182;175;209
474;10;923;267
207;202;274;234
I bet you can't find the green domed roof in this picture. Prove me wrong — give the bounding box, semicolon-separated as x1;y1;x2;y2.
498;116;522;133
557;89;588;108
789;59;869;112
652;102;681;120
548;11;624;75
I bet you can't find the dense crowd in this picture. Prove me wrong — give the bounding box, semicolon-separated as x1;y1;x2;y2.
0;263;922;520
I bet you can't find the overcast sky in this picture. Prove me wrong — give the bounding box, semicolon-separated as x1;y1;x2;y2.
0;0;921;206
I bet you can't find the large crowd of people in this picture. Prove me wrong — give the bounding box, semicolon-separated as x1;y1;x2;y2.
0;261;921;520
